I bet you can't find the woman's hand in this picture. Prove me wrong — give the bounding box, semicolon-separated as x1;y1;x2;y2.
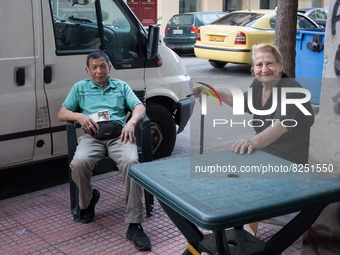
231;121;288;155
192;84;233;107
192;86;206;98
231;138;255;155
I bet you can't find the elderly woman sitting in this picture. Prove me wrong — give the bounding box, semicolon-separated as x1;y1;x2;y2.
193;43;314;164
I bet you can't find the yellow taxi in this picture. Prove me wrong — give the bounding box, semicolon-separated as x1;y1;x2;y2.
194;10;323;68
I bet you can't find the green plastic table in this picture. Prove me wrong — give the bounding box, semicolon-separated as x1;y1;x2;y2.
129;150;340;255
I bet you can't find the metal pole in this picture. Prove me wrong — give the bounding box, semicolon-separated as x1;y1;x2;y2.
199;95;206;154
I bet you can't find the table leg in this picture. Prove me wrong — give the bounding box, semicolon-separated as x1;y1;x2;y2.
159;200;233;254
158;201;325;255
214;230;231;255
264;205;326;254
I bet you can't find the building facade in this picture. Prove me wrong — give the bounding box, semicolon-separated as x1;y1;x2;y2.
224;0;329;12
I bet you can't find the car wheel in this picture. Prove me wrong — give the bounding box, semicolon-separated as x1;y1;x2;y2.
146;103;176;159
209;60;227;68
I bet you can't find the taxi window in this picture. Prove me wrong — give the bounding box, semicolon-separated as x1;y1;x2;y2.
269;15;317;29
297;15;318;28
212;13;264;26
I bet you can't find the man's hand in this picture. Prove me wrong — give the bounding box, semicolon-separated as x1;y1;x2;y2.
77;113;99;135
58;106;99;135
120;103;145;144
120;121;136;144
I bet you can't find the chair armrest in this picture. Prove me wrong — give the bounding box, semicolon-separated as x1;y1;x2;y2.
133;89;152;162
136;115;152;162
66;121;78;165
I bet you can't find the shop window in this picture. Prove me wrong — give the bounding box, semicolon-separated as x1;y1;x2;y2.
179;0;201;13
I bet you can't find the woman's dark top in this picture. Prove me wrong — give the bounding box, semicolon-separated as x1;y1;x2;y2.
244;73;315;164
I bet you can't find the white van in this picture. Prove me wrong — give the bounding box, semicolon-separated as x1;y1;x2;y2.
0;0;193;170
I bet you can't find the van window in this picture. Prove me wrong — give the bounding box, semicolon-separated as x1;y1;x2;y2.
100;0;139;62
50;0;139;62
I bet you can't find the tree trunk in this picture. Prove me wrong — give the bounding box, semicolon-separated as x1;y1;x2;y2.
274;0;298;78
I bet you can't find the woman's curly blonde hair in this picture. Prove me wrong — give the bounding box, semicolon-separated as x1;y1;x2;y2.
250;43;284;75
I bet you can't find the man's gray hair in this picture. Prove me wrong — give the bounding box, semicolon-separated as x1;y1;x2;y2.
86;50;110;67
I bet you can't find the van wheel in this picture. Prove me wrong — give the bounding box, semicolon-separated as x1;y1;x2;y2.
209;60;227;68
146;103;176;159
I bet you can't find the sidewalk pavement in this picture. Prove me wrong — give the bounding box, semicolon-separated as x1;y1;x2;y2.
0;169;302;255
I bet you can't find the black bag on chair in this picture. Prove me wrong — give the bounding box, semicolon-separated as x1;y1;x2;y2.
91;120;123;140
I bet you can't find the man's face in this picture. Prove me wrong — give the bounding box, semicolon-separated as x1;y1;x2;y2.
86;57;111;85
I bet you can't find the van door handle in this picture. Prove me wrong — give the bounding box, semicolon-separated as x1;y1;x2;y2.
16;68;25;86
44;66;52;84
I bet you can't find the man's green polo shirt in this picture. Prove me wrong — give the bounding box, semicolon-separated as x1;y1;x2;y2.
62;78;141;126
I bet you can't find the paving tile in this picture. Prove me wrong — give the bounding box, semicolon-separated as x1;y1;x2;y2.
0;210;20;232
0;225;58;255
2;195;67;225
0;174;302;255
55;228;134;255
29;215;105;245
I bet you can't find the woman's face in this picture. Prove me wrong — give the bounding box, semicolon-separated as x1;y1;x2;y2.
253;51;283;84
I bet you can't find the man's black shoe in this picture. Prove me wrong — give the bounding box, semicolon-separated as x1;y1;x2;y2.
78;189;100;224
126;223;151;251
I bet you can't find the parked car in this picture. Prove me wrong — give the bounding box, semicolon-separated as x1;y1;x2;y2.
298;7;328;27
194;10;323;68
164;12;226;52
